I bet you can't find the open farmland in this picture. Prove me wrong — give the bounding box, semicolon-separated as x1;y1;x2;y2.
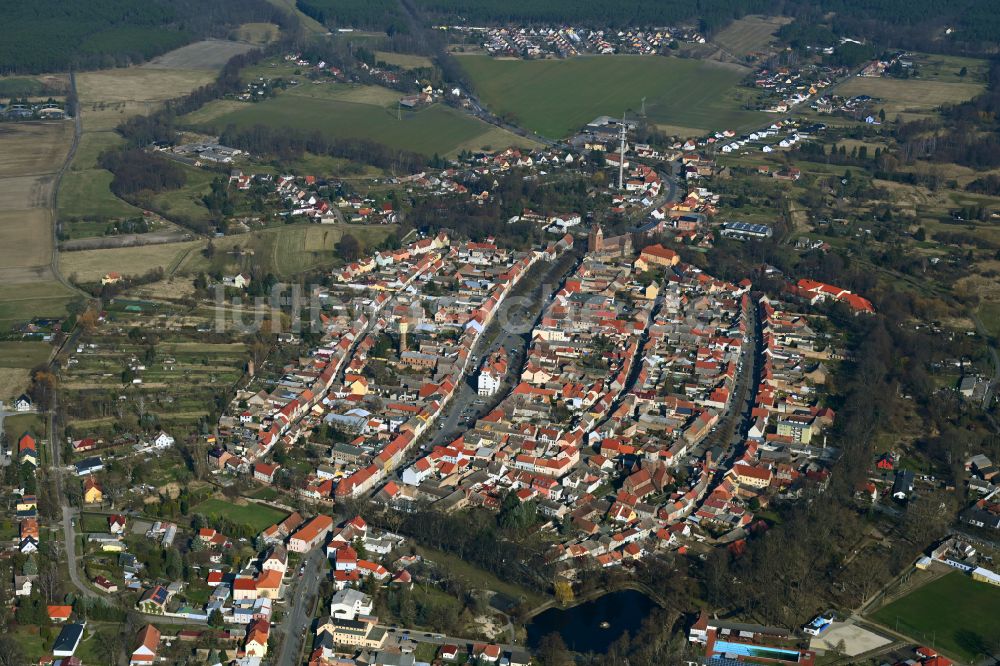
76;68;217;106
66;57;232;238
59;169;142;221
0;280;76;328
458;54;763;139
194;84;538;156
712;15;790;56
374;51;434;69
0;340;52;402
0;121;77;324
142;39;257;70
0;122;73;181
871;571;1000;662
839;76;985;118
60;223;398;282
0;74;68;98
235;23;281;45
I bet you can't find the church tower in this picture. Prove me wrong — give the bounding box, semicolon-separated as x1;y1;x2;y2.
588;224;604;253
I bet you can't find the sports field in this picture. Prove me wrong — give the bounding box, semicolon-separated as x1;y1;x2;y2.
871;571;1000;662
458;54;763;139
197;85;536;156
192;498;287;532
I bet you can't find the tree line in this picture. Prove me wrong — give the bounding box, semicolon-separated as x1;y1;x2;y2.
0;0;290;74
218;123;428;173
98;149;184;197
297;0;407;32
894;60;1000;169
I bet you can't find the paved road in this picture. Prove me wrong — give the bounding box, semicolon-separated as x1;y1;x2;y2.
692;297;761;496
275;548;326;666
972;313;999;409
382;625;525;657
48;400;99;599
427;250;581;449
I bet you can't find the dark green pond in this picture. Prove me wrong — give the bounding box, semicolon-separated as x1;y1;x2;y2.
526;589;657;653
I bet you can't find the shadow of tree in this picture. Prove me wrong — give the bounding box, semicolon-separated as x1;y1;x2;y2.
955;628;987;659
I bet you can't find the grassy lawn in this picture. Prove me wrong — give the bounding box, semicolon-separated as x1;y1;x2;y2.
192;498;287;532
457;54;764;138
5;413;47;439
978;301;1000;339
196;95;519;157
10;626;50;663
236;22;280;44
80;511;111;533
871;571;1000;662
249;486;280;501
415;545;546;606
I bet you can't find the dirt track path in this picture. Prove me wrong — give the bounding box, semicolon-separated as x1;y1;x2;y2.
49;72;91;299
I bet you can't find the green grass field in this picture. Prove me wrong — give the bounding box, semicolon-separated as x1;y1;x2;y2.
712;16;790;56
146;164;216;227
5;413;47;440
457;54;763;139
871;571;1000;662
0;77;47;97
197;94;523;157
80;512;111;533
192;498;287;532
0;282;78;327
374;51;434;69
61;222;398;282
59;169;142;220
0;341;52;368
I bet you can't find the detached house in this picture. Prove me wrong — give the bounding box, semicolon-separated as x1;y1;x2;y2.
108;514;127;535
83;476;104;504
18;433;38;467
244;619;270;658
129;625;160;666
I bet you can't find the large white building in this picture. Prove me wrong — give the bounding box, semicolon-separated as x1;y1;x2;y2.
477;348;508;396
478;369;502;396
329;588;373;619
